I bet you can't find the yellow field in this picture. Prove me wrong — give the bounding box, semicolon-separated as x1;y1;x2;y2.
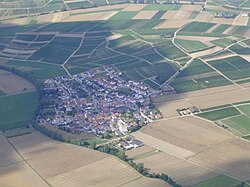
188;138;250;180
134;116;233;154
0;162;49;187
0;134;22;166
135;152;219;186
7;132;167;187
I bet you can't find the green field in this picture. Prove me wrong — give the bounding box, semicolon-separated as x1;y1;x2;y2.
175;39;210;53
142;4;181;11
197;106;240;121
211;38;235;48
181;22;216;33
207;56;250;80
0;92;37;130
237;104;250;116
178;59;214;77
212;24;231;34
5;59;68;80
170;75;231;93
222;115;250;135
192;175;243;187
229;44;250;55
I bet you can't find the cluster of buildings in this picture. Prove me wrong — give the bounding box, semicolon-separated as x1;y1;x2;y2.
118;138;144;150
215;12;237;19
177;106;199;116
39;66;162;137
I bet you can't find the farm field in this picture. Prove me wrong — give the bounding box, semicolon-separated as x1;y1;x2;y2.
0;1;250;187
5;132;167;187
0;69;35;95
175;39;211;53
0;92;37;130
133;116;234;154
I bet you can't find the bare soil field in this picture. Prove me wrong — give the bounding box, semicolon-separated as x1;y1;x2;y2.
223;25;237;35
0;69;35;95
161;11;192;20
0;134;22;166
154;19;191;29
232;16;249;26
179;5;202;11
211;18;234;25
196;12;214;22
9;132;167;187
0;162;49;187
136;152;219;187
132;131;195;158
176;35;219;41
125;145;156;159
132;11;158;20
155;98;193;118
190;46;223;58
63;11;117;22
188;138;250;181
122;4;146;11
187;88;250;109
135;116;234;154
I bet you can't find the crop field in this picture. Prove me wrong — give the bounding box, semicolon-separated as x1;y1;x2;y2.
192;175;243;187
170;58;232;93
0;92;37;130
175;39;211;53
134;116;234;154
6;132;167;187
207;56;250;80
211;38;235;48
181;22;216;33
196;106;240;121
142;4;181;11
0;69;35;95
0;2;250;186
130;151;220;187
4;59;68;80
188;138;250;181
170;75;231;93
229;44;250;55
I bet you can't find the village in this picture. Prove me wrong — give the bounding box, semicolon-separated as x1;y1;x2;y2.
38;66;163;140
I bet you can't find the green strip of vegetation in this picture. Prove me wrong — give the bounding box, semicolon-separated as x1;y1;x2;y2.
192;175;244;187
0;92;37;131
197;106;240;121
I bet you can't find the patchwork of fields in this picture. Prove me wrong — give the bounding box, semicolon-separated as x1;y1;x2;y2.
0;132;167;187
0;1;250;187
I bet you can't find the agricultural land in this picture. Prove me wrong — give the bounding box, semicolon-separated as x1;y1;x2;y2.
0;0;250;186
